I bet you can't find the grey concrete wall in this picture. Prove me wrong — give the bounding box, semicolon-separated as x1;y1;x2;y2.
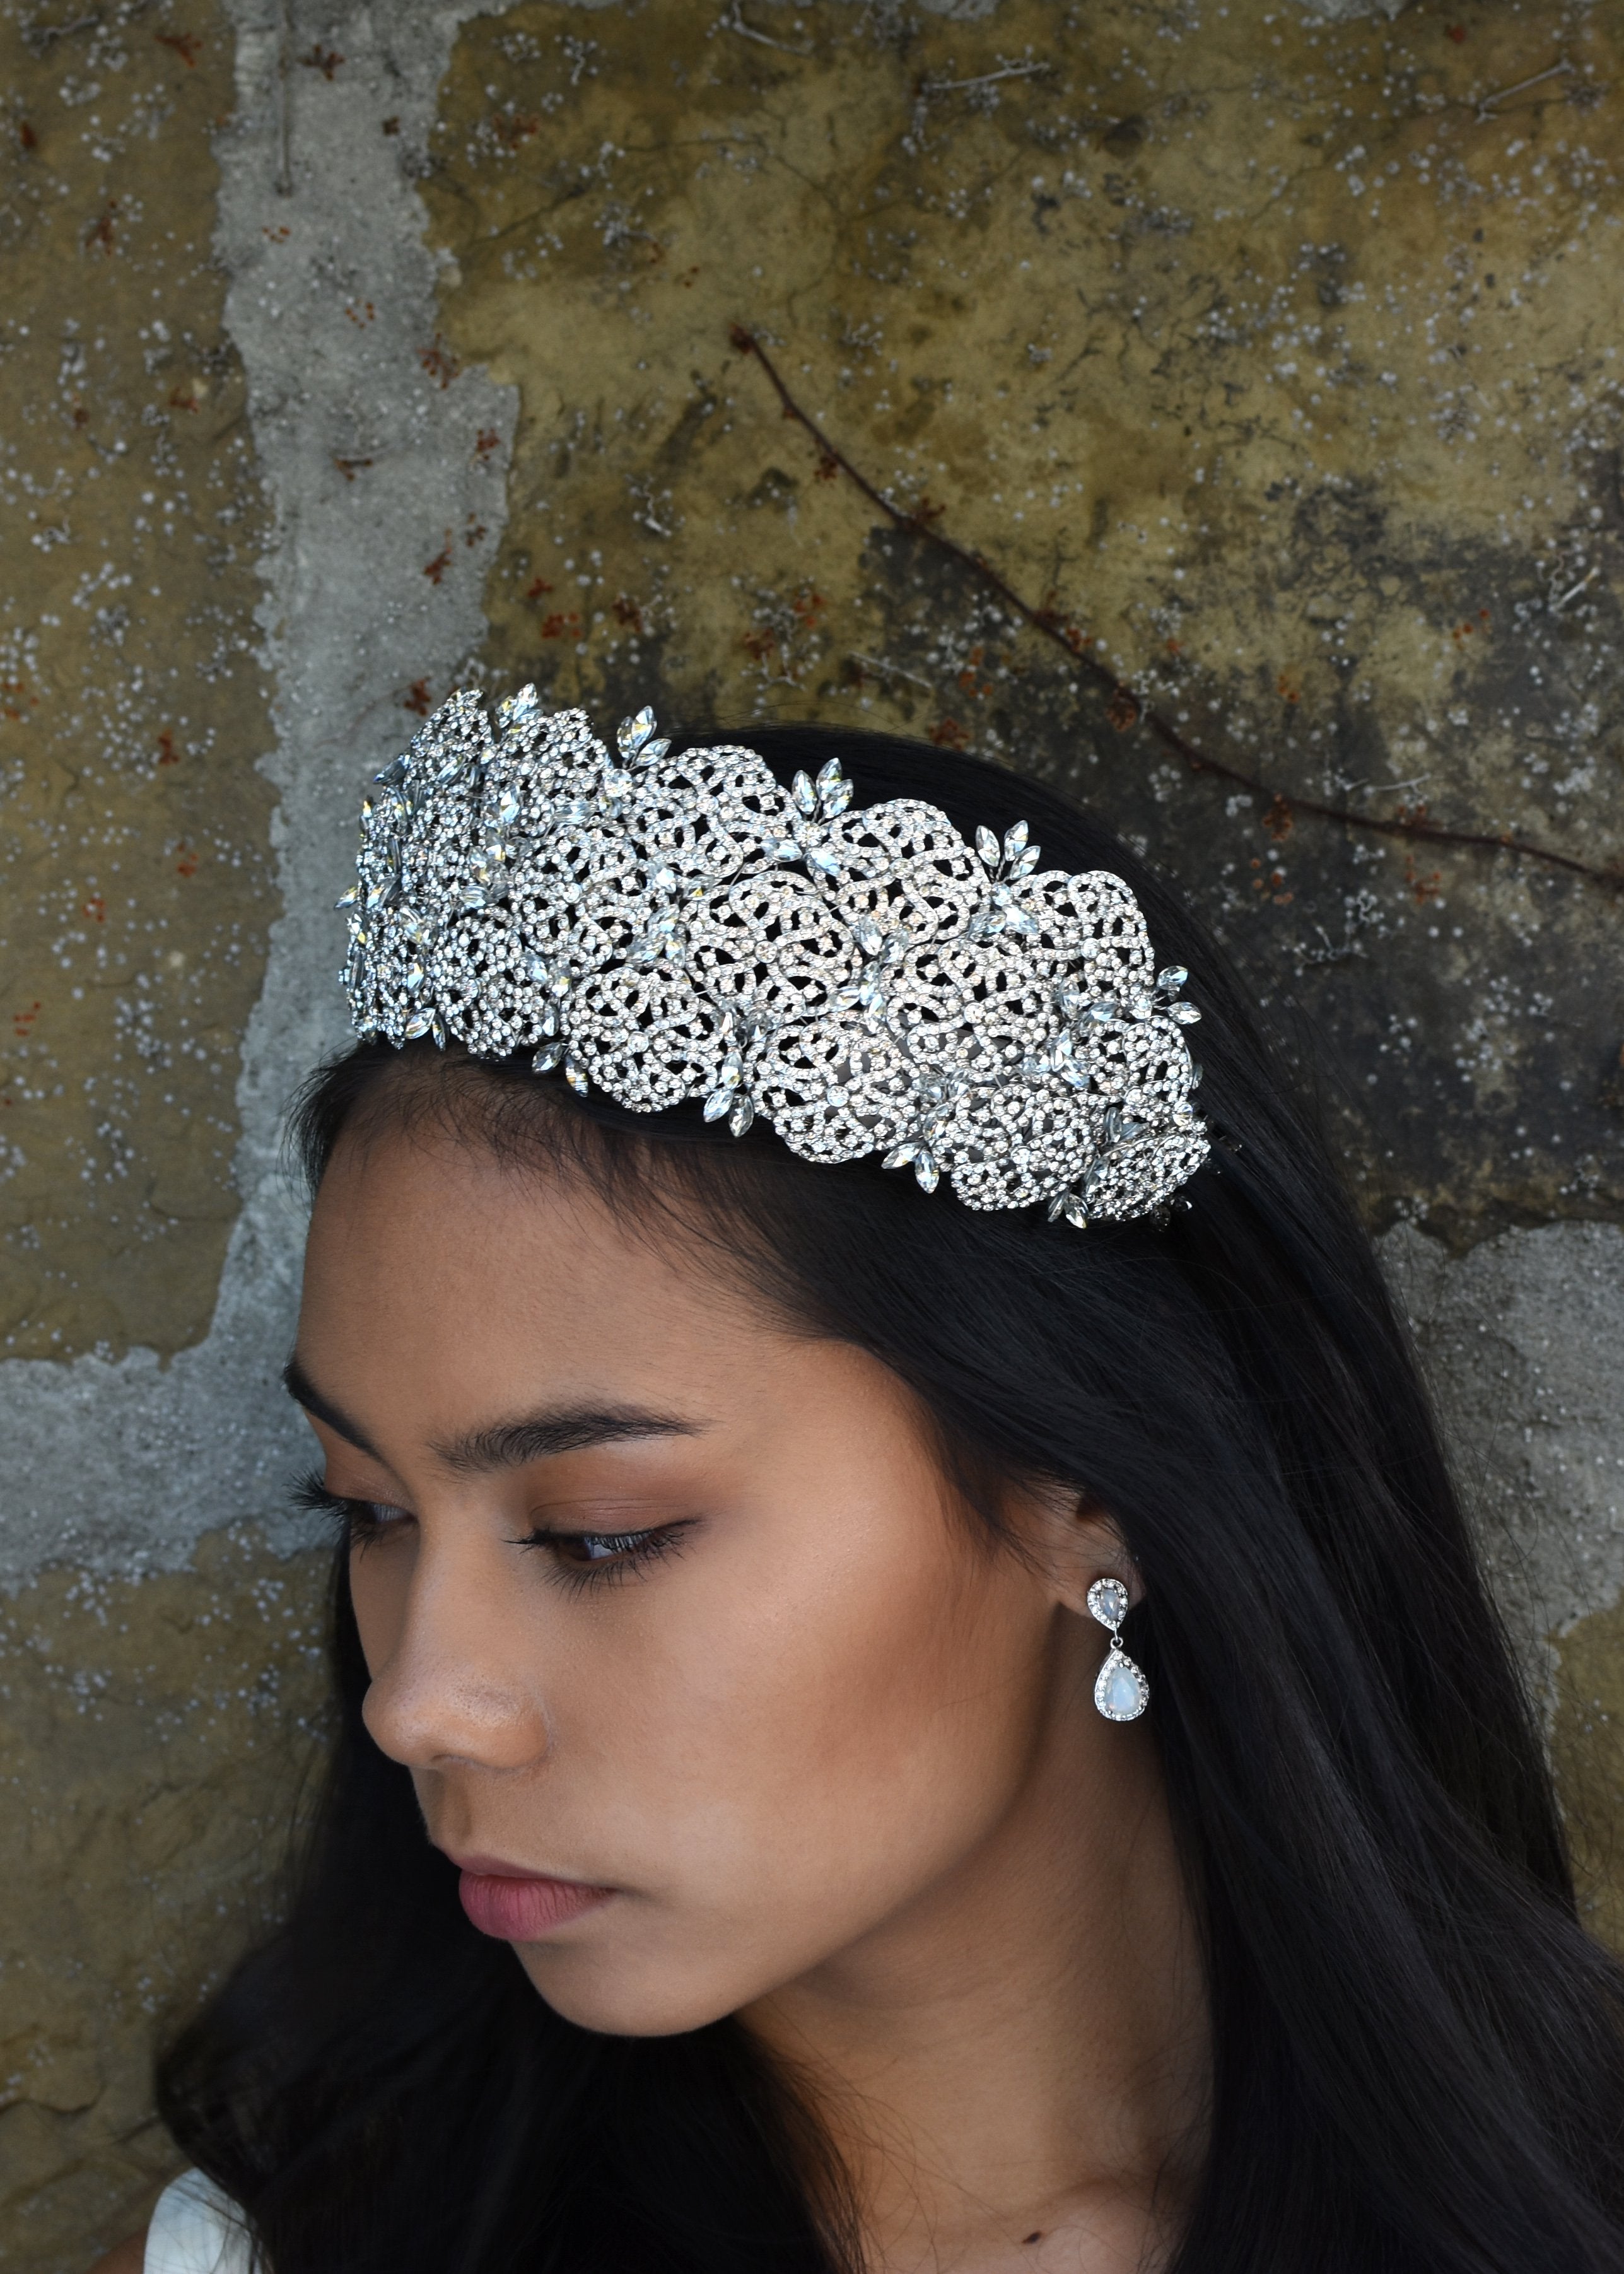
1;1;1621;2263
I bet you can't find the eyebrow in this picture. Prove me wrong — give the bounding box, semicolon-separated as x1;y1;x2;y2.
282;1356;707;1475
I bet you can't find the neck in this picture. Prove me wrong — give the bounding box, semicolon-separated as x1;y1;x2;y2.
741;1622;1209;2273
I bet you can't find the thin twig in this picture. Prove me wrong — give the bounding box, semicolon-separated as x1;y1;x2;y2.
23;0;158;50
716;1;813;56
729;324;1620;892
850;650;935;691
1550;565;1599;614
918;62;1053;98
1476;57;1570;119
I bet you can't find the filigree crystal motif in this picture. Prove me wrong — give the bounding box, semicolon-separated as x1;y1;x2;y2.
339;689;1209;1226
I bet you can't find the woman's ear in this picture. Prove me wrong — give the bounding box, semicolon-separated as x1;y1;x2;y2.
1014;1482;1145;1621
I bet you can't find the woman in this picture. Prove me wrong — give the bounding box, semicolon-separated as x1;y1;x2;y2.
101;695;1624;2272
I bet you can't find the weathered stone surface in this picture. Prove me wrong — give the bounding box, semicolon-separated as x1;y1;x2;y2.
0;1533;330;2273
1382;1220;1624;1668
1553;1598;1624;1950
0;0;516;1591
424;0;1624;1244
1;4;1623;2266
0;0;277;1363
1381;1216;1624;1932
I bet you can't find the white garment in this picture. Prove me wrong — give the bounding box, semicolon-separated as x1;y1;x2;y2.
144;2170;254;2274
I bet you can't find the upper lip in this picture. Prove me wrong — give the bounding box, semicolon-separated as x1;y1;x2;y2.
441;1849;592;1883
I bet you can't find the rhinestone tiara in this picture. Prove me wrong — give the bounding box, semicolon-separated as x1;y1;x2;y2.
337;688;1208;1228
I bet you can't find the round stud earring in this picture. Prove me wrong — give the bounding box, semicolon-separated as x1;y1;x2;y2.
1087;1576;1150;1721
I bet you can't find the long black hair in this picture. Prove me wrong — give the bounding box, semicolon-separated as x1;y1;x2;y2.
159;725;1624;2273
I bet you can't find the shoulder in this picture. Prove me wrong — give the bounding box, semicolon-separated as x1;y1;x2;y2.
93;2170;254;2274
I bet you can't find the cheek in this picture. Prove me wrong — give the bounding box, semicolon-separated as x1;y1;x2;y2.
524;1530;1055;2034
593;1522;1047;1916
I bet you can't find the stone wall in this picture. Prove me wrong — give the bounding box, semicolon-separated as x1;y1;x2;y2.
1;1;1620;2264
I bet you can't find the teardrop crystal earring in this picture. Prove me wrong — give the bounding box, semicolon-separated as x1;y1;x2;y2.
1087;1577;1150;1721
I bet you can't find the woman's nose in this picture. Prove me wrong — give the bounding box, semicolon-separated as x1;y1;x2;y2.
360;1549;549;1774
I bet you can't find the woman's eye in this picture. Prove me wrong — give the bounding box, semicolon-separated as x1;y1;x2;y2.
547;1528;662;1565
522;1522;693;1589
341;1498;413;1546
293;1472;413;1545
356;1501;411;1530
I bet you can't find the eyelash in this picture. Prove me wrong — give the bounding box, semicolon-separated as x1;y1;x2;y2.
292;1471;692;1593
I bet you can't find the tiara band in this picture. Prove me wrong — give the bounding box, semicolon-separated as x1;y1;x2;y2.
338;688;1208;1228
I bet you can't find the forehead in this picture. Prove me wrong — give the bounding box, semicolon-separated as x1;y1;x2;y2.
305;1120;744;1360
296;1122;926;1470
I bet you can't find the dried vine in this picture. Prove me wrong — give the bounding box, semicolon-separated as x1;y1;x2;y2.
730;325;1619;894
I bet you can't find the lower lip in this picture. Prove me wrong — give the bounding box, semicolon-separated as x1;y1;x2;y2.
458;1869;613;1942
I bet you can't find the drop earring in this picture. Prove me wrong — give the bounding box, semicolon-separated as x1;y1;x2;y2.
1087;1577;1150;1721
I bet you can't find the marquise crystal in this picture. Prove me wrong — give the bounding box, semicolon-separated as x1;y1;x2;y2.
338;689;1210;1226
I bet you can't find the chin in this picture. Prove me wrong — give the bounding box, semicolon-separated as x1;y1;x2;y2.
511;1942;748;2039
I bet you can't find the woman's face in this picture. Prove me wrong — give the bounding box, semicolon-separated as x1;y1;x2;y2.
294;1118;1114;2038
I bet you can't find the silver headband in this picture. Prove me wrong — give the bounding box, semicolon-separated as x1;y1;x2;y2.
338;688;1208;1227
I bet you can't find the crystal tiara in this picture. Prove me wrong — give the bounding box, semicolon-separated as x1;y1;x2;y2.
338;688;1209;1227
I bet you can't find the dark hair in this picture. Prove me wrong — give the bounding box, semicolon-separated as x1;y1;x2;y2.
159;725;1624;2273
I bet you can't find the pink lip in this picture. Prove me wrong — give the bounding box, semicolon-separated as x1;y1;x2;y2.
452;1856;614;1943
